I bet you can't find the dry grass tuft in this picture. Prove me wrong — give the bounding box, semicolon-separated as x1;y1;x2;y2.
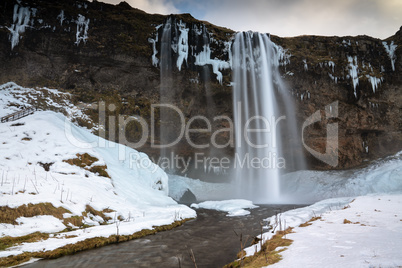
83;205;113;223
89;165;110;178
63;153;98;168
224;228;294;268
63;216;84;230
63;153;111;178
0;232;49;251
0;203;71;224
0;253;32;267
63;205;115;230
299;216;321;227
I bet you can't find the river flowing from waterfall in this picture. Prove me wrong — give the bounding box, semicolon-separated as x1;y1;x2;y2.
22;205;302;268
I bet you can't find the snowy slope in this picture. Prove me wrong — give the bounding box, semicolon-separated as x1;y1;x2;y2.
0;83;195;259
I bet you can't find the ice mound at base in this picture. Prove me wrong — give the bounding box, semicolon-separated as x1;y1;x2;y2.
191;199;258;217
279;152;402;204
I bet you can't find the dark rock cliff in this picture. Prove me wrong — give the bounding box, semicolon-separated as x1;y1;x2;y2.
0;0;401;173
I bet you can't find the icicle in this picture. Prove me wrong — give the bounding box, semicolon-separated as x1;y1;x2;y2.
148;24;162;67
57;10;65;26
7;4;32;50
366;75;382;93
303;59;308;71
382;41;397;71
328;61;335;72
75;14;90;45
176;21;189;71
347;56;359;98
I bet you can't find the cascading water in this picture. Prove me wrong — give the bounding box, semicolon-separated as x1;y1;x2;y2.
157;20;304;201
232;32;304;204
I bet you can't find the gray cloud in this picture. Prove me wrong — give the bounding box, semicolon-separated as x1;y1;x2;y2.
100;0;179;14
197;0;402;39
99;0;402;38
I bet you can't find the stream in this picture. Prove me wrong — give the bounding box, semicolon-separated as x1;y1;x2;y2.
23;205;302;268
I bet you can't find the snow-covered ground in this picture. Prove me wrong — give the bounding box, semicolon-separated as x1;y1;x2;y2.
268;194;402;268
0;83;195;259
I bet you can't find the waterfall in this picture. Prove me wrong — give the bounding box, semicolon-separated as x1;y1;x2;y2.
232;32;304;204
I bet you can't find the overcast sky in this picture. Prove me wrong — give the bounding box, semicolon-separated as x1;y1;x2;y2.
100;0;402;39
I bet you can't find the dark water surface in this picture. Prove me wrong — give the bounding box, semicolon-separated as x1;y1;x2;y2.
23;205;302;268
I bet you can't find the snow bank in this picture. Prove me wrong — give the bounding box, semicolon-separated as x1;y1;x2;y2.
191;199;258;217
0;216;66;238
269;194;402;268
243;196;352;257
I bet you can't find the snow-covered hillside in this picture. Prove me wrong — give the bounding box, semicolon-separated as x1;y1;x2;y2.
0;82;195;259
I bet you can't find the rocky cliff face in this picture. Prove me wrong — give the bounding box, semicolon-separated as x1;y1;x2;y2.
0;0;401;173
